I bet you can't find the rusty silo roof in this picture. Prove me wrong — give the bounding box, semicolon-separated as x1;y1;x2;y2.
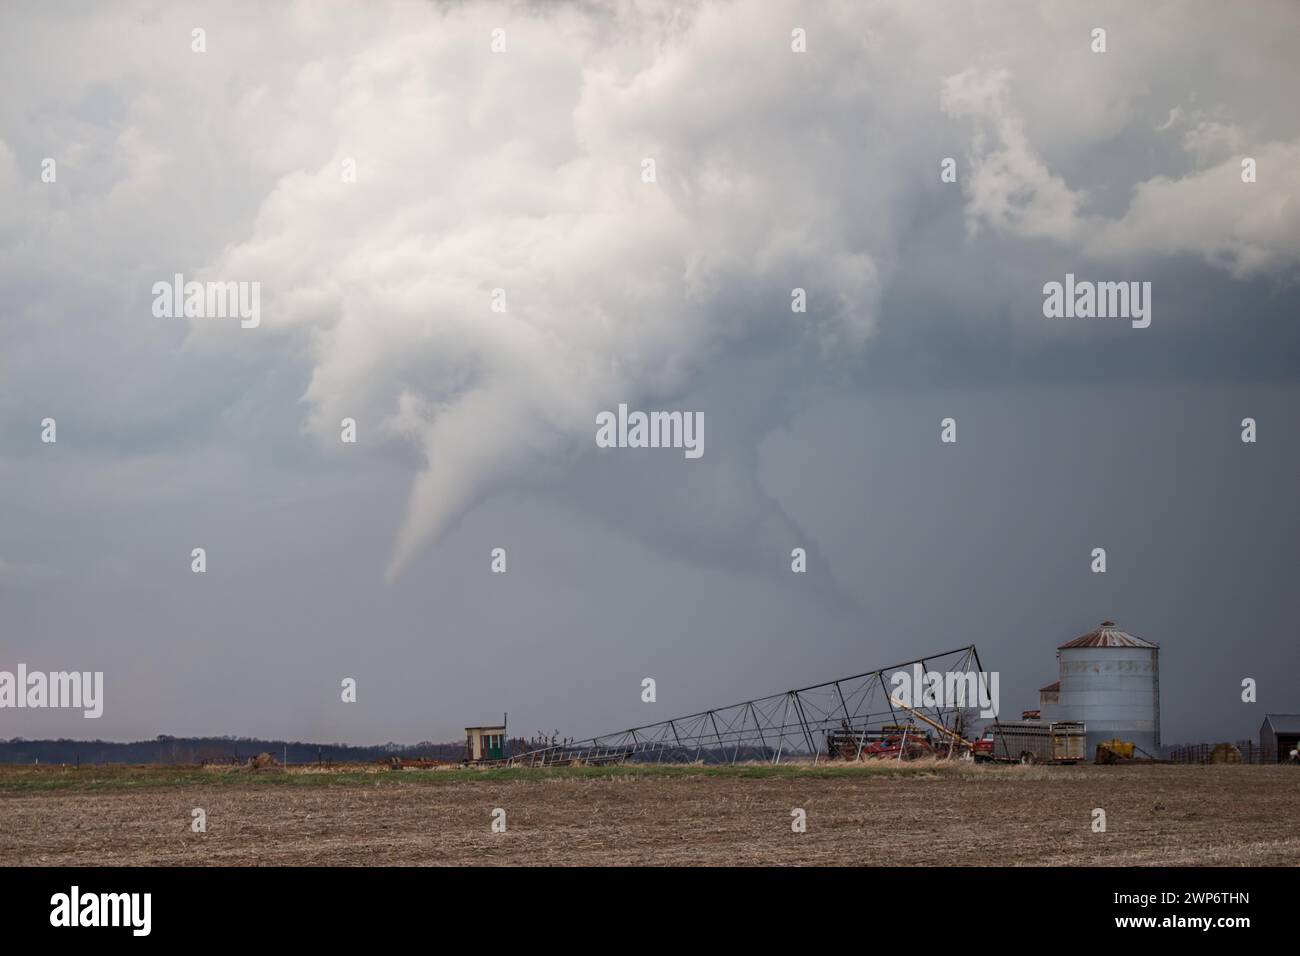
1058;621;1158;649
1038;680;1061;692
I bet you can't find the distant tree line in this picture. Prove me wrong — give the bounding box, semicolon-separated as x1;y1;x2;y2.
0;735;467;766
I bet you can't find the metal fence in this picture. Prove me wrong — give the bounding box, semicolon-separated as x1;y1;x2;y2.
1166;740;1271;764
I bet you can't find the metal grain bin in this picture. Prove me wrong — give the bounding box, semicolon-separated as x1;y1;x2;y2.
1056;621;1160;759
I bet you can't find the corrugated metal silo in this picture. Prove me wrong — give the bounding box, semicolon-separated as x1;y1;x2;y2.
1056;621;1160;758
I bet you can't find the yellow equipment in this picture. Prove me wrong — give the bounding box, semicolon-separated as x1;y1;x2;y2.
1095;739;1136;763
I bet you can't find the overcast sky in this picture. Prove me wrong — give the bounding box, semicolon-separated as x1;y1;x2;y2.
2;1;1297;747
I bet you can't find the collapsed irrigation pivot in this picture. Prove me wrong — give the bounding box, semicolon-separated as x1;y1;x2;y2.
498;645;1002;767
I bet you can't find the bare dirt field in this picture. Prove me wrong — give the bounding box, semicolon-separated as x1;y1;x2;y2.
1;761;1296;866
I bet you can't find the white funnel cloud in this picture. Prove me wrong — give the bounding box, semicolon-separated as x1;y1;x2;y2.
179;1;1300;581
194;2;899;581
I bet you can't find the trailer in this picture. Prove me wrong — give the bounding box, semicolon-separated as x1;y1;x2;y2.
976;720;1086;764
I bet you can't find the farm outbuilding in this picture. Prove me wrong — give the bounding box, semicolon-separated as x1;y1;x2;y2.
465;724;507;762
1038;681;1060;721
1259;714;1300;763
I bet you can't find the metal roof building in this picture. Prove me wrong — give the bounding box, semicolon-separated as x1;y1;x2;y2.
1055;621;1160;759
1038;680;1061;721
1259;714;1300;763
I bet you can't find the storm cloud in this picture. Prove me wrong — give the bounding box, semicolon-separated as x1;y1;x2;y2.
1;1;1297;746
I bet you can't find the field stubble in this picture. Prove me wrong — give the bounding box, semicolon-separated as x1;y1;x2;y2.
1;761;1296;866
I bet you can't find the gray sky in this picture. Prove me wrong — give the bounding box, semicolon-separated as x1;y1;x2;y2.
2;1;1297;747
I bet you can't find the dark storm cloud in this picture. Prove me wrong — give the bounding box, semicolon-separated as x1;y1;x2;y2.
1;1;1297;745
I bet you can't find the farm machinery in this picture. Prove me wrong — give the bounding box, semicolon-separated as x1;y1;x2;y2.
826;724;937;760
825;696;978;761
1094;738;1161;764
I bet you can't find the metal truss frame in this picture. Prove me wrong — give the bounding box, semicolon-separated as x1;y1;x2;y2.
502;644;999;766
